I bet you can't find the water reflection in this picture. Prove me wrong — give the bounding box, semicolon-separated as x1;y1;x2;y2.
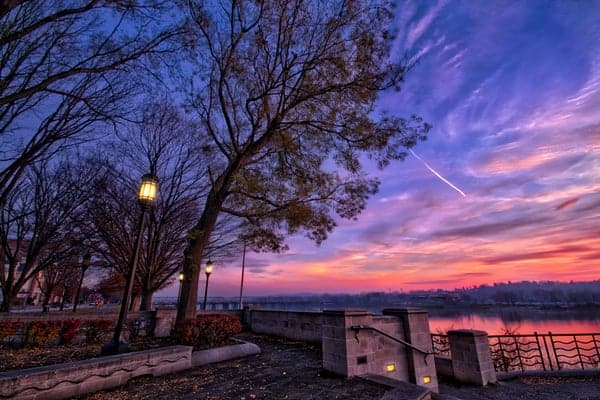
428;307;600;334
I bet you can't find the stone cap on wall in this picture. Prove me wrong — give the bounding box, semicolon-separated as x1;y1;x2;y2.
382;308;428;315
323;309;370;316
448;329;488;336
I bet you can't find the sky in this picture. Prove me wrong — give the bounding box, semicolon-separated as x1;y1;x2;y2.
165;0;600;297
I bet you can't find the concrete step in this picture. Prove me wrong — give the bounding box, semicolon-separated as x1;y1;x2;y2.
360;374;432;400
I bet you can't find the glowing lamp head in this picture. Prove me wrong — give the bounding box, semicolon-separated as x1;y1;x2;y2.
178;272;185;281
205;259;213;275
138;174;158;206
422;376;431;384
385;363;396;373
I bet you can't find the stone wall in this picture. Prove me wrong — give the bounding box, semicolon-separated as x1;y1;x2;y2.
434;355;453;378
384;308;438;392
0;346;192;400
244;307;438;392
321;309;438;393
244;308;323;343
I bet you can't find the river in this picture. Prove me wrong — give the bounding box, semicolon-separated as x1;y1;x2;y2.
426;306;600;335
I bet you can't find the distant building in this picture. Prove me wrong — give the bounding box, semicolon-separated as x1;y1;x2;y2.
0;239;44;306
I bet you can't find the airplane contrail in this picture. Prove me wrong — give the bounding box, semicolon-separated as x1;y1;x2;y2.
409;149;466;197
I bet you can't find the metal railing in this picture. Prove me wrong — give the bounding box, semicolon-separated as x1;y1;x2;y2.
431;333;450;357
431;332;600;372
489;332;600;372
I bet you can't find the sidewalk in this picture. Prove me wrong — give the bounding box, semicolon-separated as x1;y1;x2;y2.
82;333;388;400
437;375;600;400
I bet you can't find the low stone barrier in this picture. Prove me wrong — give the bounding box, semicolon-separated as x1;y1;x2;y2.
433;355;453;378
191;339;261;367
0;345;192;400
245;309;323;343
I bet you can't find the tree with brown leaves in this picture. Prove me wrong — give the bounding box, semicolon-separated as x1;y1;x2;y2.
176;0;429;321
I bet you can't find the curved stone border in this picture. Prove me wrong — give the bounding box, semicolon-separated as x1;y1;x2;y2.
192;338;261;367
1;339;261;400
0;346;192;400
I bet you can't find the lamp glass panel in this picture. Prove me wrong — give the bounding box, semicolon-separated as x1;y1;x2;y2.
139;180;157;202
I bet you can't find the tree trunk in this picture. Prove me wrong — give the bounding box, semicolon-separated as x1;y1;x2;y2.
140;289;153;311
176;192;223;322
0;294;14;312
129;294;141;312
59;288;66;311
72;267;86;312
42;295;50;312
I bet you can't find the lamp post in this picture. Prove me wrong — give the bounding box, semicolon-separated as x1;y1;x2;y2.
202;259;213;310
177;271;185;308
102;173;158;355
73;252;91;312
239;243;246;310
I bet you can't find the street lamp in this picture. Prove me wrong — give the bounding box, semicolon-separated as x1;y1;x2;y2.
177;271;185;307
202;259;213;310
72;252;91;312
102;173;158;355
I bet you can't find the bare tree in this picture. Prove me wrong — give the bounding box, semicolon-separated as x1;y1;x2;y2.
36;258;78;312
0;160;93;311
176;0;429;321
0;1;182;209
82;101;242;311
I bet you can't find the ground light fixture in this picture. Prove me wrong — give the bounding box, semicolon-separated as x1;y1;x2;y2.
102;173;158;355
203;259;213;310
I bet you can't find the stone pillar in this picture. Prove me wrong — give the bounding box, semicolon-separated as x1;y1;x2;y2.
321;309;372;377
383;308;438;393
448;329;497;386
242;305;262;330
153;308;176;337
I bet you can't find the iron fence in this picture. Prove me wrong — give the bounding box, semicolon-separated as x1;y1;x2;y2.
431;332;600;372
431;333;450;357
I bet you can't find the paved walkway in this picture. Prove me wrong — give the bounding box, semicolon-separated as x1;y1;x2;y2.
437;375;600;400
81;333;600;400
82;333;388;400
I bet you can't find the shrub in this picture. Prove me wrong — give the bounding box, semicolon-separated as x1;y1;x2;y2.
84;320;113;344
0;321;24;346
59;319;81;345
24;321;62;347
173;314;242;350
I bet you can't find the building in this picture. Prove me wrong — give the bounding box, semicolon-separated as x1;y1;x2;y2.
1;239;44;306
